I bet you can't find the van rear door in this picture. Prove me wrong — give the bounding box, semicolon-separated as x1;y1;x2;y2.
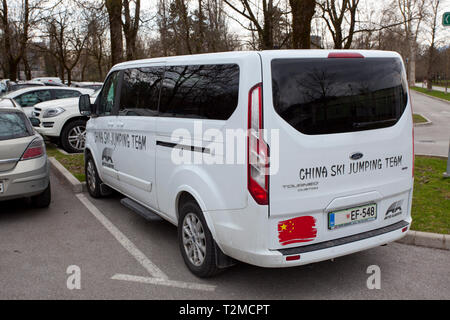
260;51;413;250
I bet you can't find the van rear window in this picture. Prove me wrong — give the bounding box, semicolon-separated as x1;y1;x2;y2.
271;58;408;135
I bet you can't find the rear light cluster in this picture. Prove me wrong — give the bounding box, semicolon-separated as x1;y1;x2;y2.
248;83;269;205
21;138;45;161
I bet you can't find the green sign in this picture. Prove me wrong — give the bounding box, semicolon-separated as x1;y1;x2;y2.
444;12;450;26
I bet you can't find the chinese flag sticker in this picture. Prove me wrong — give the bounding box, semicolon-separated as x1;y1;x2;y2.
278;216;317;246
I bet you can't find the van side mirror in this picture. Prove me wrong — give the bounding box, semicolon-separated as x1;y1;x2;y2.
79;94;94;116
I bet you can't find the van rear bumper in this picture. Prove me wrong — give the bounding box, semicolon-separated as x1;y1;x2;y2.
216;219;410;268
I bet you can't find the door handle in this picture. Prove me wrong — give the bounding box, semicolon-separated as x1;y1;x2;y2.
117;122;125;128
107;121;115;128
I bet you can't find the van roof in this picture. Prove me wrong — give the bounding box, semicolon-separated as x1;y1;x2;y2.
110;49;402;72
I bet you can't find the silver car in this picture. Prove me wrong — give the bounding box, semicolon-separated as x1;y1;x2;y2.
0;99;50;207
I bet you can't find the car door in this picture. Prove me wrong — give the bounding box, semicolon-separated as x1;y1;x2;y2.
87;71;122;190
114;65;164;210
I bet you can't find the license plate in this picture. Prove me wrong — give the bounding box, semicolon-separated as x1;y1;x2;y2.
0;181;4;194
328;203;377;230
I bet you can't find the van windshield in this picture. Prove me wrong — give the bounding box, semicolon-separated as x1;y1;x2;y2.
271;57;408;135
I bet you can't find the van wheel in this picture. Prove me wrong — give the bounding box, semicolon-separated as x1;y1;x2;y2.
61;119;86;153
31;182;51;208
85;154;102;198
178;200;221;278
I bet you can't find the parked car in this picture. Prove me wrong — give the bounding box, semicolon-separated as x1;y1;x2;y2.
3;86;94;117
7;80;45;92
79;50;413;277
71;82;103;91
0;98;51;208
32;90;100;153
32;77;63;85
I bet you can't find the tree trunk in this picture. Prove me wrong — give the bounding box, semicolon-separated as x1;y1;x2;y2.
261;0;274;49
106;0;124;65
289;0;316;49
23;55;32;80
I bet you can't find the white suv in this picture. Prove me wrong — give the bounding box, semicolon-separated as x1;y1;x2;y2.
3;86;93;117
80;50;414;277
32;91;99;153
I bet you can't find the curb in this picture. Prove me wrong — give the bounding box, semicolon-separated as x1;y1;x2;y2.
48;157;449;252
411;88;450;104
397;230;450;251
413;113;432;126
48;157;87;194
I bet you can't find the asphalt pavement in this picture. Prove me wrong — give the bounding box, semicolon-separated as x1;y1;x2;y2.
0;172;449;299
0;90;449;300
411;90;450;157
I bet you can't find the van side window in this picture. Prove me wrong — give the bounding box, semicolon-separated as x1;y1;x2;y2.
159;64;239;120
119;67;164;116
98;71;120;116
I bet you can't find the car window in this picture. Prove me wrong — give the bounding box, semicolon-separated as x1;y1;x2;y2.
98;72;120;116
14;90;52;107
119;67;164;117
0;111;33;140
159;64;240;120
271;57;408;135
53;89;82;99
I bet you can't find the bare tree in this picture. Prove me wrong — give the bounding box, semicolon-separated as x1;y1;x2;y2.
105;0;123;65
289;0;316;49
397;0;427;86
425;0;440;90
122;0;140;60
223;0;276;49
45;9;88;85
318;0;360;49
0;0;51;81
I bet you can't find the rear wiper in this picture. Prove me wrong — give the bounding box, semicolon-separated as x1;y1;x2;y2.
353;118;397;128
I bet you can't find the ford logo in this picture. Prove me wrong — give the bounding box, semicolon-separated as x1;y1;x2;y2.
350;152;363;160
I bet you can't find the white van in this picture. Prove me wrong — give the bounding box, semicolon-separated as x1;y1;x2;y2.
79;50;414;277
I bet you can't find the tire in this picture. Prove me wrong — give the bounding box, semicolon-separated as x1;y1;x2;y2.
178;199;221;278
61;119;87;153
31;182;51;208
85;153;102;198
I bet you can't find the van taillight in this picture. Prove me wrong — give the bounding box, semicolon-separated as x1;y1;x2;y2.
21;139;45;160
328;52;364;59
248;83;269;205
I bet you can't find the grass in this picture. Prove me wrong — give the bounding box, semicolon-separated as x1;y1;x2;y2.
413;113;428;124
44;143;449;234
411;86;450;101
45;143;85;182
412;156;450;235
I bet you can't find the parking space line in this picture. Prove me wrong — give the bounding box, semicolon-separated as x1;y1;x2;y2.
76;193;217;292
111;274;216;292
76;193;168;280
